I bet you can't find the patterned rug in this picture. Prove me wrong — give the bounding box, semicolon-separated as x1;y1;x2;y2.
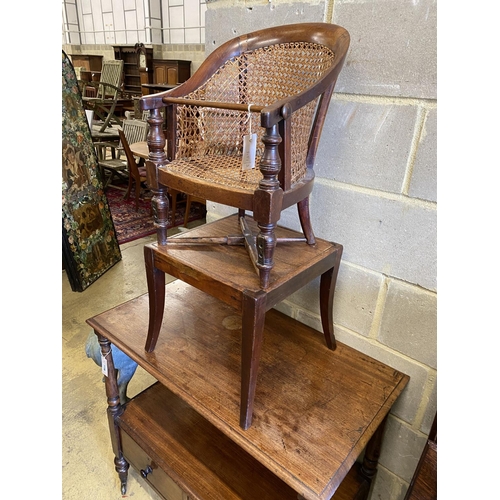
105;187;206;244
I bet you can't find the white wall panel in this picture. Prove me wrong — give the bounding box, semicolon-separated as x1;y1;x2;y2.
200;2;206;28
184;0;199;27
65;3;78;24
113;0;125;27
125;9;138;43
170;28;184;43
81;14;93;43
63;0;206;45
150;0;161;19
151;18;162;43
94;31;106;44
169;5;183;27
103;11;116;44
139;0;147;19
125;9;138;29
161;0;169;23
102;0;113;11
81;0;92;15
90;3;104;31
185;28;201;43
113;0;126;44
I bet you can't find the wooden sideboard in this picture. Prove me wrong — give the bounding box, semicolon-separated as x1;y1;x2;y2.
70;54;103;72
153;59;191;85
87;244;409;499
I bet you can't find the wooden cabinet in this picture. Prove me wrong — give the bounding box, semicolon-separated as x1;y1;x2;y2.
87;216;410;500
113;45;153;97
153;59;191;85
70;54;103;72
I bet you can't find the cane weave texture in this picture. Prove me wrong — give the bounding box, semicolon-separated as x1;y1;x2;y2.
170;42;336;192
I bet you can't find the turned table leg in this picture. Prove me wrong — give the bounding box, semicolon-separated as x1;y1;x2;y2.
97;333;129;495
360;415;388;484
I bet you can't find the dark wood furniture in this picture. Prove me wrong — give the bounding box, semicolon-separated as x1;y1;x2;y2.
87;281;409;499
141;83;177;95
139;23;350;429
129;141;204;226
70;54;103;73
97;119;149;209
119;123;150;210
152;59;191;85
114;45;154;97
404;415;437;500
144;214;343;429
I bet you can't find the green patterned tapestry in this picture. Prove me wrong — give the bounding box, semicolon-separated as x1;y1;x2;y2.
62;50;121;291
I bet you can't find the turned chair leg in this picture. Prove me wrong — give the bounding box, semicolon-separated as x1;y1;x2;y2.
256;222;278;289
144;245;166;352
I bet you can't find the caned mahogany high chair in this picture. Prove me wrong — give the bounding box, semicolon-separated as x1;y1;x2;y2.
140;23;350;428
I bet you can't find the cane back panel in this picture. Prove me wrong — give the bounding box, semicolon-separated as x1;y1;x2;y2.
168;41;336;193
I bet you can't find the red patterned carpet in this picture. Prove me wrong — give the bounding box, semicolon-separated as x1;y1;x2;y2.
105;187;206;245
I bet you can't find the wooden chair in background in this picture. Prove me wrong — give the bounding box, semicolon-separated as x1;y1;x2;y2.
83;59;124;133
97;119;148;210
119;123;150;211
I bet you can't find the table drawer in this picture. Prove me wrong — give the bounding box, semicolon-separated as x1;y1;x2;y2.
121;428;188;500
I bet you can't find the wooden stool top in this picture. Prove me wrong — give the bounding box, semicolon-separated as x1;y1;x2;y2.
148;214;343;311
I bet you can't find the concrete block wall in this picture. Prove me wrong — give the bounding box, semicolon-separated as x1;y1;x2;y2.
204;1;437;499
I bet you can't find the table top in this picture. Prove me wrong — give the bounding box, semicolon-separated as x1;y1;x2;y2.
129;141;149;159
87;278;409;499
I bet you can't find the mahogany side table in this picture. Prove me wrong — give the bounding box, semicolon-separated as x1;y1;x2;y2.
87;282;409;500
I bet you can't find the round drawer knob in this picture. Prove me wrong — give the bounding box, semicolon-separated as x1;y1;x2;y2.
140;465;153;478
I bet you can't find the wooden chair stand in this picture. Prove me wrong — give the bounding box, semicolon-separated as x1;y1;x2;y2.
144;214;343;429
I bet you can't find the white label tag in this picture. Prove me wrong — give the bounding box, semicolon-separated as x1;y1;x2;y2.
242;133;257;170
101;355;108;377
